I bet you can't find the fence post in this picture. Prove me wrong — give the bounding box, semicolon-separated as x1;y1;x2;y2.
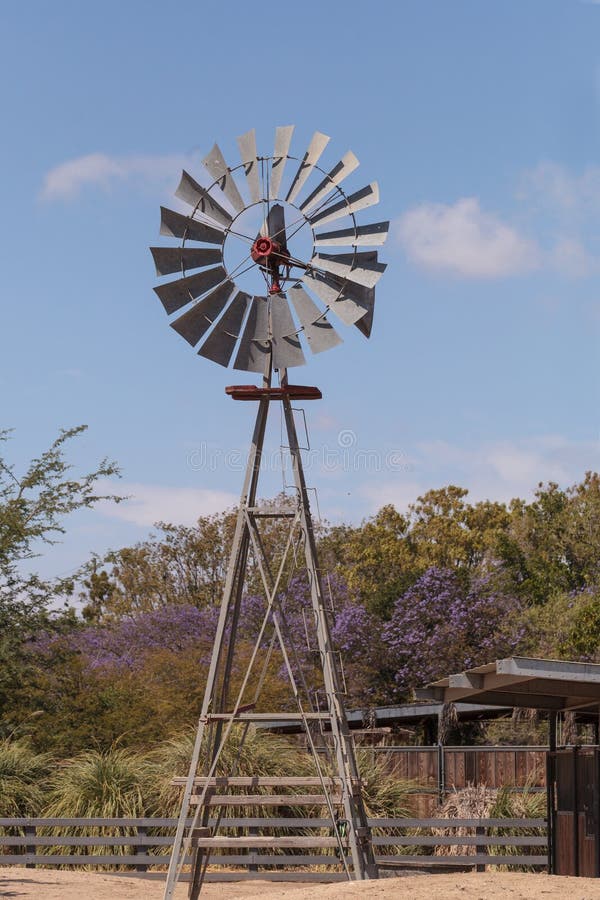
437;743;445;804
546;749;554;874
24;824;36;869
135;825;148;873
475;824;486;872
247;825;258;873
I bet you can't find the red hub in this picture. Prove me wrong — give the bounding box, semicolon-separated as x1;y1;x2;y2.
251;236;281;264
251;235;290;294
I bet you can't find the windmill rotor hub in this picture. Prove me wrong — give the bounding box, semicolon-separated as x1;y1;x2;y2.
251;235;291;294
251;235;280;262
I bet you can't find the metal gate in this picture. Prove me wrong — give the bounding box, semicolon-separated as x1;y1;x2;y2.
548;747;600;876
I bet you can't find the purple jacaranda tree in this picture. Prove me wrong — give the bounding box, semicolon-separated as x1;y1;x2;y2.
34;569;391;705
34;604;221;671
331;598;391;703
383;567;525;697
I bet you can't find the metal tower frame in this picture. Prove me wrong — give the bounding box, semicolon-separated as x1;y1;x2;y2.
151;126;388;898
163;366;378;898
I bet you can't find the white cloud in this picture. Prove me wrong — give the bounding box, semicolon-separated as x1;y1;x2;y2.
40;152;193;201
396;197;540;278
97;480;238;527
552;237;594;277
358;479;426;513
521;161;600;217
357;435;597;513
519;162;600;277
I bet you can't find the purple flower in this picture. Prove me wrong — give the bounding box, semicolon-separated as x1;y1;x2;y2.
383;567;524;696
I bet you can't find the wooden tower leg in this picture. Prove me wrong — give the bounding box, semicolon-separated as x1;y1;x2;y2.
163;395;270;900
281;383;378;880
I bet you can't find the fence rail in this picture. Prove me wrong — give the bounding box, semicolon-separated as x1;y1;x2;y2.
0;816;548;880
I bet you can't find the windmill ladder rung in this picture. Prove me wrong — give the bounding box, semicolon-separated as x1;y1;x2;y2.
171;776;347;787
191;835;340;849
204;712;330;721
189;793;342;806
247;507;297;517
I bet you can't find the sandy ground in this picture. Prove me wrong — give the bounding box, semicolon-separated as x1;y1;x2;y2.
3;869;600;899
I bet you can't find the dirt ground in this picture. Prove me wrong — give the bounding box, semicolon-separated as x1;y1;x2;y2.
3;869;600;900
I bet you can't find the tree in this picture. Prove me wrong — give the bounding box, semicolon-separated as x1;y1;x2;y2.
0;426;120;728
524;585;600;661
80;516;233;621
79;494;309;621
498;473;600;604
322;505;415;619
409;487;510;572
383;567;524;696
322;489;511;619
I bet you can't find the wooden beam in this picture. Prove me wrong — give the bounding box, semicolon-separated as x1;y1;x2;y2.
189;793;342;806
171;776;344;787
192;836;340;848
498;657;600;683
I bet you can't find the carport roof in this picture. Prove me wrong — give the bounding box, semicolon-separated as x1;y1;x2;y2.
416;657;600;716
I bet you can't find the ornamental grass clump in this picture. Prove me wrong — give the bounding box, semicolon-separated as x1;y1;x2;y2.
355;749;419;859
488;783;546;870
355;750;416;819
0;739;52;817
40;746;157;867
432;783;496;857
0;739;53;855
431;781;546;870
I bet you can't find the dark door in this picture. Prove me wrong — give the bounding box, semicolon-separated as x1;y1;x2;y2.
549;748;600;877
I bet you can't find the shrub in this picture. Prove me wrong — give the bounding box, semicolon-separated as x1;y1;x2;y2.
0;739;52;816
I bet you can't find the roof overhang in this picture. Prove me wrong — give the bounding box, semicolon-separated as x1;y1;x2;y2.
256;701;512;733
416;657;600;717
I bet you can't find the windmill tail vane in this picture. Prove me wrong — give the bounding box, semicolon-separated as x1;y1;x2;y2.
150;127;388;898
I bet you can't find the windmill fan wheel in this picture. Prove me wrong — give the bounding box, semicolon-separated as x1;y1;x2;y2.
150;127;388;372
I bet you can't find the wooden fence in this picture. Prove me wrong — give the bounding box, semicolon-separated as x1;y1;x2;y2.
368;746;547;814
0;816;548;881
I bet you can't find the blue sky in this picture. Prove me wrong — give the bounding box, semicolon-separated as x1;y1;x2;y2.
0;0;598;580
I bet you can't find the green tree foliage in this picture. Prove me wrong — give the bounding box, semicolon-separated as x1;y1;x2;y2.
80;494;306;621
0;426;120;728
81;515;233;621
322;505;414;618
498;473;600;604
324;488;511;618
3;441;598;756
409;486;509;571
15;627;296;754
524;585;600;660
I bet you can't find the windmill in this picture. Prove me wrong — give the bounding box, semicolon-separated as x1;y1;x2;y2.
150;126;388;898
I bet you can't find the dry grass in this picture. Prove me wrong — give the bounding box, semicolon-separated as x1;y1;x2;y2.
430;782;546;868
432;783;496;856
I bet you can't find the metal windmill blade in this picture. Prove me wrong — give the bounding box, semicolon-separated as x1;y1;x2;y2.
150;127;388;370
298;150;360;214
285;131;330;204
237;129;261;204
269;125;294;199
310;251;386;289
175;171;233;228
